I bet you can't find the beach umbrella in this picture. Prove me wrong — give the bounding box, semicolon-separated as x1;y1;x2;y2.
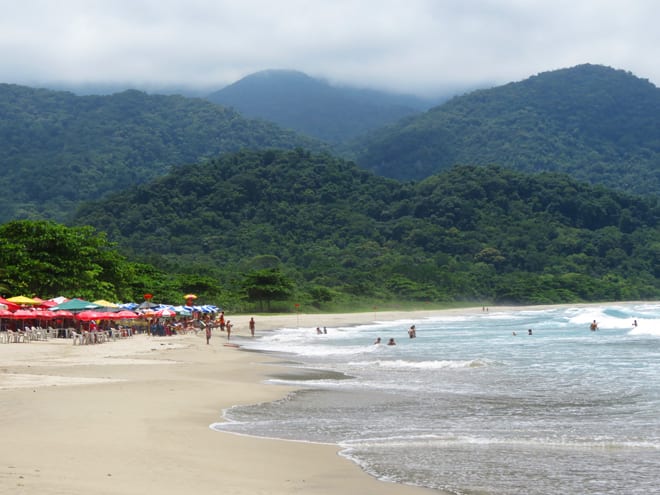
137;300;158;310
7;295;40;306
119;302;139;310
76;310;110;321
32;309;58;320
8;308;36;330
38;299;59;308
0;297;19;311
10;309;36;319
0;308;13;331
155;308;176;318
93;299;119;308
52;310;75;318
51;298;102;312
109;310;140;320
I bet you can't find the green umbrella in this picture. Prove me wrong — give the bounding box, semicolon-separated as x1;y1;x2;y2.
51;298;102;313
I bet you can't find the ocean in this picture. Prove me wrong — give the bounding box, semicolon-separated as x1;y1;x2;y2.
211;303;660;495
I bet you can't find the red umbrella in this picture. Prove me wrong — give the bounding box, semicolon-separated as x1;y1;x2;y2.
76;310;109;321
30;309;58;320
109;310;140;320
38;300;59;308
0;308;13;331
155;308;176;318
52;310;75;319
0;297;20;311
10;309;36;319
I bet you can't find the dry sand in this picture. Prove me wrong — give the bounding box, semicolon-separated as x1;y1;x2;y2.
0;310;461;495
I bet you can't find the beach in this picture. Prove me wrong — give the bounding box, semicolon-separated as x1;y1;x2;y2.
0;311;448;495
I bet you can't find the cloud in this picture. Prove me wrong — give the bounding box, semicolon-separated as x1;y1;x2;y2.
0;0;658;96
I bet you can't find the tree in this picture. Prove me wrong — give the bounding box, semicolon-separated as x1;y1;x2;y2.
240;268;294;311
0;220;136;300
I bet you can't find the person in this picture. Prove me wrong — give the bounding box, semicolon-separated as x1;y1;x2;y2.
249;317;255;337
226;320;232;340
408;325;416;339
323;326;327;334
387;338;396;346
512;331;517;336
374;337;381;344
204;321;211;344
219;311;225;331
590;320;598;331
633;319;638;327
527;328;533;335
316;327;322;335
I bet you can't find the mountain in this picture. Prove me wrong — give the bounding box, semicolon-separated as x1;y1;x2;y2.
0;84;324;223
206;69;437;143
352;64;660;195
73;149;660;305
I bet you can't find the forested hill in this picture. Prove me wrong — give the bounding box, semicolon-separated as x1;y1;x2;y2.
353;64;660;195
206;69;435;143
0;84;323;223
73;149;660;304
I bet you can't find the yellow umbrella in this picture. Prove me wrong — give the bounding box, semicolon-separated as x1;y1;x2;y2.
93;299;119;308
7;295;40;305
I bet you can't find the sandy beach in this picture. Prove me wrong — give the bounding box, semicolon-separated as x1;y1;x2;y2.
0;310;457;495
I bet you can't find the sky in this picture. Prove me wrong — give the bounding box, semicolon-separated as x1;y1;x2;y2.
1;0;658;97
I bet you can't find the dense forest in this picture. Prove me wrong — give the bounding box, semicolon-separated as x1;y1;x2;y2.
0;84;323;223
207;69;435;143
1;65;658;308
1;64;658;227
69;149;660;308
352;64;660;195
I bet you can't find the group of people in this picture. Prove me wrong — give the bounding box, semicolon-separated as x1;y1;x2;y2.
204;313;257;344
373;324;417;346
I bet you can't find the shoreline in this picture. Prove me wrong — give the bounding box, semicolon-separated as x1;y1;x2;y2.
1;302;649;494
0;310;450;495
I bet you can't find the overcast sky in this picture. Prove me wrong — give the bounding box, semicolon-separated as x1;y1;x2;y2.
1;0;658;96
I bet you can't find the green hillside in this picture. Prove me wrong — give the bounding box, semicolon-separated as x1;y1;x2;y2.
0;84;323;223
207;69;435;143
73;149;660;307
353;64;660;195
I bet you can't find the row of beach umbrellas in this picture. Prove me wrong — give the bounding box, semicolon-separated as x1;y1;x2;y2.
0;295;220;322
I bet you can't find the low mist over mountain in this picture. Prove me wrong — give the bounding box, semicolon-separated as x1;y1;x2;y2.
352;64;660;195
206;69;439;143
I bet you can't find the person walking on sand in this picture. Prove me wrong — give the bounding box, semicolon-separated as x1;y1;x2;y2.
226;320;232;340
204;321;211;344
249;317;255;337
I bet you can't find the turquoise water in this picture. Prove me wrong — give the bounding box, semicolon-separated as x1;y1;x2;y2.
212;303;660;494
